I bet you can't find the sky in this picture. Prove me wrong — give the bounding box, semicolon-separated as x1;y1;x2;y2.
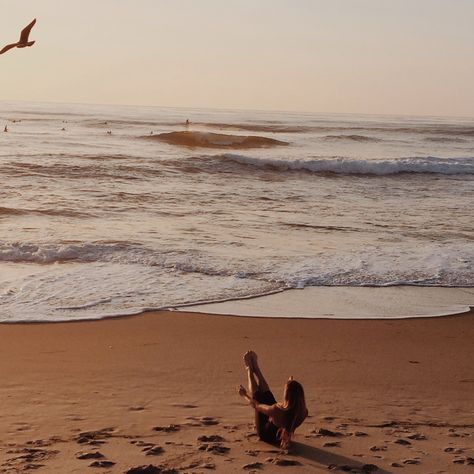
1;0;473;117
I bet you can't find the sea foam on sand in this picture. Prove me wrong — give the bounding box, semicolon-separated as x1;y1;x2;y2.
185;286;474;319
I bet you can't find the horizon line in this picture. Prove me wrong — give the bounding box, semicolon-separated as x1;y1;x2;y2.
1;98;474;121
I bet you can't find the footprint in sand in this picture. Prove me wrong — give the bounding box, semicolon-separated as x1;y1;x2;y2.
453;456;474;465
89;459;116;468
144;446;165;456
447;428;471;438
245;449;259;457
171;403;198;409
0;447;59;474
311;427;344;438
393;438;411;446
26;437;63;447
182;459;217;470
13;422;32;432
76;427;115;445
185;416;219;427
198;443;230;454
197;435;226;443
407;432;427;440
321;416;338;422
125;466;164;474
223;424;238;432
152;424;180;433
369;445;387;452
131;440;155;448
76;451;105;460
243;461;264;470
323;441;341;448
444;447;464;454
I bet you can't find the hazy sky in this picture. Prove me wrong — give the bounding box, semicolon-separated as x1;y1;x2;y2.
1;0;473;116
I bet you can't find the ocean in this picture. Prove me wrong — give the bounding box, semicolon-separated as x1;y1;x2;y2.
0;101;473;322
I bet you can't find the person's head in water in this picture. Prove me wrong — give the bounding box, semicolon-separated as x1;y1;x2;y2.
279;378;307;448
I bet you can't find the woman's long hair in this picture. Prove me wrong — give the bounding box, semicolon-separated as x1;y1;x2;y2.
278;379;308;449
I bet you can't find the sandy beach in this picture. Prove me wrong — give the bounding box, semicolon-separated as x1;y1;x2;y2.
2;1;473;472
1;309;473;473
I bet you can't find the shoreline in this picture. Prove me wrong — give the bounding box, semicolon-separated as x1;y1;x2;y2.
1;308;473;472
184;286;474;320
1;284;472;324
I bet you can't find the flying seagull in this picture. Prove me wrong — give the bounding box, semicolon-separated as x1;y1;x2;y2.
0;18;36;55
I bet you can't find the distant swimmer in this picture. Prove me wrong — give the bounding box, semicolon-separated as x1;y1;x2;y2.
61;127;66;131
185;119;190;126
0;18;36;55
106;130;112;135
3;125;7;132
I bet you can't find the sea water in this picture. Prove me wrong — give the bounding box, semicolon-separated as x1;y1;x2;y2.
0;101;473;322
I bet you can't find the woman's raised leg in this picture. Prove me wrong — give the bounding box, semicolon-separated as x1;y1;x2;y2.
244;350;259;397
249;351;270;393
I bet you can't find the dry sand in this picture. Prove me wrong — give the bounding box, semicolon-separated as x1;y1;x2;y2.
0;309;473;473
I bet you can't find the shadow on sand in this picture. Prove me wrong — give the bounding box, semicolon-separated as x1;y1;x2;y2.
291;442;393;474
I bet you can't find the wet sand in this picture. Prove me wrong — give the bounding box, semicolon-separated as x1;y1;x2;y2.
186;286;474;319
0;309;473;472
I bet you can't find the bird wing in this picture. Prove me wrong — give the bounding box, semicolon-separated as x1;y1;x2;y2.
0;43;19;55
19;18;36;43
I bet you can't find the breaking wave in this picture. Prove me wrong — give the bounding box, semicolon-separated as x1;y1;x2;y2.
199;122;315;133
424;136;468;144
0;242;132;264
146;131;289;149
192;123;474;137
322;134;380;142
0;240;472;323
220;154;474;176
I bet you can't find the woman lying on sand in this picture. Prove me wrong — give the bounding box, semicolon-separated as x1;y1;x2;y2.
238;350;308;449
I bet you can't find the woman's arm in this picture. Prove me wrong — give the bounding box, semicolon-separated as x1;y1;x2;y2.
238;385;277;416
253;402;276;416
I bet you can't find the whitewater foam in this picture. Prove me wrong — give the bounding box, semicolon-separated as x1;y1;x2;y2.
1;101;473;322
222;154;474;175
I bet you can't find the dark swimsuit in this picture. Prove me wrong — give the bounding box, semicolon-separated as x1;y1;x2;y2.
254;389;279;444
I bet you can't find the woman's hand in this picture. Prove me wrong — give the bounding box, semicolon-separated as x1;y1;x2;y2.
238;384;247;397
238;385;259;409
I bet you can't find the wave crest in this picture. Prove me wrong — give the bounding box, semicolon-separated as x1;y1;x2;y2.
323;134;380;142
220;154;474;176
146;131;289;149
0;242;132;264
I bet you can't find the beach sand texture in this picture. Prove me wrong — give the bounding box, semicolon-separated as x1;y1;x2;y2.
1;309;473;473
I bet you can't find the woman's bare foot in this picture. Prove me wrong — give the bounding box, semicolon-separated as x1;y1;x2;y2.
243;350;253;369
249;351;258;371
